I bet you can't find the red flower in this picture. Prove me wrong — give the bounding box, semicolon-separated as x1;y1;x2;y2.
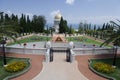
83;44;86;46
33;44;36;46
93;44;95;47
23;43;27;46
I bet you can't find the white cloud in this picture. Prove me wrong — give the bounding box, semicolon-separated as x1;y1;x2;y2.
50;10;61;17
66;0;75;5
6;10;12;15
7;10;12;14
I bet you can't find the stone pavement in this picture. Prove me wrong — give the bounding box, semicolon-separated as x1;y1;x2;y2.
32;53;88;80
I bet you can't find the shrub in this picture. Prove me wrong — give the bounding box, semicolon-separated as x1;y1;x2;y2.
5;61;26;73
93;62;115;73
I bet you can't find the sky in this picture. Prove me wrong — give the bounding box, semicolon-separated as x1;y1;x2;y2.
1;0;120;25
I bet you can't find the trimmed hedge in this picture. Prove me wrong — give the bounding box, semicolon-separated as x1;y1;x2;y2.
93;62;115;73
4;61;26;73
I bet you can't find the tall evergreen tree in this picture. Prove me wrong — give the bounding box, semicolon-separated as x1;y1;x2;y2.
59;17;68;33
0;12;4;25
4;13;11;25
32;15;46;33
19;14;25;35
78;22;84;34
102;23;105;30
26;15;31;34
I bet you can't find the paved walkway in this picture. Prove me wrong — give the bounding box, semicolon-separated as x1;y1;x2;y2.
32;53;88;80
4;53;44;80
2;53;119;80
76;54;120;80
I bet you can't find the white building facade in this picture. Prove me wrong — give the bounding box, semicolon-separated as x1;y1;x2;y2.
53;13;61;33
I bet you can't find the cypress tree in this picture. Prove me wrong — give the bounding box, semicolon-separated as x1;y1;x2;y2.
59;17;68;33
0;12;4;24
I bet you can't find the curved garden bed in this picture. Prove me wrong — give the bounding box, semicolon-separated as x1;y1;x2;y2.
0;57;31;80
89;58;120;80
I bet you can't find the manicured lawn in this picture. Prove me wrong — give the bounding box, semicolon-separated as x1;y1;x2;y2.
7;36;51;45
90;58;120;80
67;36;102;45
0;56;30;80
67;36;112;47
7;35;111;47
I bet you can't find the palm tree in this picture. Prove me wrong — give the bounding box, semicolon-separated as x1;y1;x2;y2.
100;19;120;66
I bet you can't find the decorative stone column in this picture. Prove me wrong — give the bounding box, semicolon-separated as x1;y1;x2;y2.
69;41;74;49
46;41;51;49
69;41;75;62
45;41;51;62
70;49;75;62
45;49;50;62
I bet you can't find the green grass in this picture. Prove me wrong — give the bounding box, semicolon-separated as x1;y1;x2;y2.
7;35;111;47
7;36;51;45
0;56;30;80
67;36;102;45
85;38;102;45
90;58;120;80
67;36;112;47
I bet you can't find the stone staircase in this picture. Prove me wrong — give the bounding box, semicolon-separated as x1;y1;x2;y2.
51;34;67;42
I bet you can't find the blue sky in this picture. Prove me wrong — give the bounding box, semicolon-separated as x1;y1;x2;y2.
1;0;120;24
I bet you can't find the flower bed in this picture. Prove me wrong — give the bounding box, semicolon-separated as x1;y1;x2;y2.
89;58;120;80
93;62;115;73
5;61;26;72
0;57;30;80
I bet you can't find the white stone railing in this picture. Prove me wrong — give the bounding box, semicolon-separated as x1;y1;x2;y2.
0;47;47;55
51;42;69;47
72;48;115;55
0;46;120;55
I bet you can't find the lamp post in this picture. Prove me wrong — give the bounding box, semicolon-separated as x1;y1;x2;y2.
112;28;119;67
69;26;72;41
112;45;117;67
1;39;7;66
46;25;49;41
49;27;53;36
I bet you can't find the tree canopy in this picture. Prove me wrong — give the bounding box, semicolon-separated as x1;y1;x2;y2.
0;11;46;36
